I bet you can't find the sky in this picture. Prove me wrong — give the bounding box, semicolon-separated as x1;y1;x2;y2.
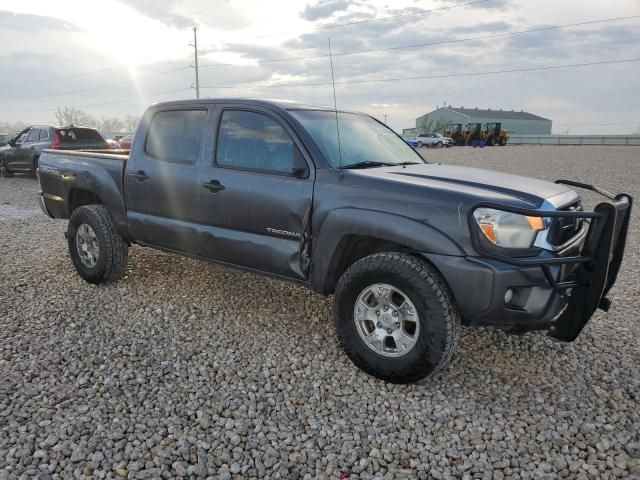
0;0;638;134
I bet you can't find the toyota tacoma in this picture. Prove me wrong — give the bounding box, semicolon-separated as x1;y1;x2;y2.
36;99;632;383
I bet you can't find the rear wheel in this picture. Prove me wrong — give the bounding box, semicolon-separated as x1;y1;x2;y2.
333;252;461;383
68;205;128;284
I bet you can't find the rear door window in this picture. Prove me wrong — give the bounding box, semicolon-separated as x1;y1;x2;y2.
145;110;207;164
38;128;50;141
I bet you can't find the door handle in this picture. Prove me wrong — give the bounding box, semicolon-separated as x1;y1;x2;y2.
202;179;225;193
129;170;149;182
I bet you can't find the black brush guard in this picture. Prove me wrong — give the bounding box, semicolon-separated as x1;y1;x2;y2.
470;180;633;342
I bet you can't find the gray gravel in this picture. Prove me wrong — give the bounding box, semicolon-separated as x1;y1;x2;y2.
1;146;639;479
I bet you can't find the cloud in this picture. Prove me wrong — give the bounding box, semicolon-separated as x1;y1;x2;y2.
121;0;195;28
0;1;638;135
0;10;81;32
301;0;352;21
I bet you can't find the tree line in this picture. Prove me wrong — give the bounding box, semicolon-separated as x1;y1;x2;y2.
0;107;141;137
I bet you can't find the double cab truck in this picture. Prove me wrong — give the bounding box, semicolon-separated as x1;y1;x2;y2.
36;99;632;383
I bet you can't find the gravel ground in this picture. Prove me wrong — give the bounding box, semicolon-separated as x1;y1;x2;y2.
1;146;639;480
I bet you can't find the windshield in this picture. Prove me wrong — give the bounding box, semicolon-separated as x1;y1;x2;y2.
290;110;424;168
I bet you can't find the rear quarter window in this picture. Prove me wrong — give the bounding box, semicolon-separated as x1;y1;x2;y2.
145;110;207;164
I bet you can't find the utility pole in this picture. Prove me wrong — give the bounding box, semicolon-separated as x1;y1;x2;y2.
191;27;200;99
384;114;388;124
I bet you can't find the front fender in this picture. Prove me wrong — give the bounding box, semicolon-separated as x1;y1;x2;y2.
310;208;465;293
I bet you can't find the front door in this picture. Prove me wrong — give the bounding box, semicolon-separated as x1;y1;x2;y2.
124;108;209;254
4;128;32;171
198;106;314;280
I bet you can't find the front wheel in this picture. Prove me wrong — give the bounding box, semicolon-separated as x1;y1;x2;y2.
416;141;423;148
436;141;443;148
333;252;461;383
68;205;128;284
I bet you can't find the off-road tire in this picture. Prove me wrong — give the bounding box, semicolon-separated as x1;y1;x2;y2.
333;252;461;383
68;205;128;284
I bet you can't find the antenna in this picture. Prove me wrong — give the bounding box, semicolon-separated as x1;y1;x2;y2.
328;38;343;173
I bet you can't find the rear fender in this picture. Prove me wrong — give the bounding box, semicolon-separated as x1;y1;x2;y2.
310;208;464;293
66;168;129;237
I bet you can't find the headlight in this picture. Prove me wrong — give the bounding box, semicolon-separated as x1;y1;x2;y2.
473;208;546;249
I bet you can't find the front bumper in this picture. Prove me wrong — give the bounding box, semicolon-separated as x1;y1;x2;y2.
430;181;632;341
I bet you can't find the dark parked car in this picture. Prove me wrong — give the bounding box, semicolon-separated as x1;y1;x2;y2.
37;99;632;383
0;125;109;176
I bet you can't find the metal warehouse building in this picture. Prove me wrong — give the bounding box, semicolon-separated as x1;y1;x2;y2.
414;106;552;135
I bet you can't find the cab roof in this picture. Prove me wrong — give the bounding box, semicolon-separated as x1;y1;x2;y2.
149;98;362;115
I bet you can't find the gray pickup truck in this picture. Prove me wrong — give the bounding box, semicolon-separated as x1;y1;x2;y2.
36;99;632;383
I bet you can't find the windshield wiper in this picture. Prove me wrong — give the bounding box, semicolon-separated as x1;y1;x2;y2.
342;161;400;169
396;161;422;166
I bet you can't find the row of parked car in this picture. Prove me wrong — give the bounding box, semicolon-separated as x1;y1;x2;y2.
0;125;132;176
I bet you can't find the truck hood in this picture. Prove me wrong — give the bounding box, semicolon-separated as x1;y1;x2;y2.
350;163;574;207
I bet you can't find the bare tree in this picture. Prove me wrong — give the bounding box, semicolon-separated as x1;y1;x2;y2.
95;116;124;134
123;115;141;134
55;106;94;127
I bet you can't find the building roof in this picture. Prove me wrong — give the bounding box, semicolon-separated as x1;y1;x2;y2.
435;107;551;121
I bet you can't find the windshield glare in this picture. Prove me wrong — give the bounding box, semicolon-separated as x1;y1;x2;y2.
291;110;423;168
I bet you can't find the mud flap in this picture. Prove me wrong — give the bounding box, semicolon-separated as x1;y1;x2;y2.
551;194;632;341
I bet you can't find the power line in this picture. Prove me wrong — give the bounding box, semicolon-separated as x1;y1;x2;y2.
4;65;127;89
2;0;488;89
197;57;640;90
2;88;192;113
199;15;640;69
5;13;634;102
0;67;191;102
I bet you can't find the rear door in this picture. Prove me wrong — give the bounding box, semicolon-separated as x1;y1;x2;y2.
124;108;209;254
197;105;314;279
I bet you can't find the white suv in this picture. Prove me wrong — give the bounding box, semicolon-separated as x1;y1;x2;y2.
415;132;453;148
